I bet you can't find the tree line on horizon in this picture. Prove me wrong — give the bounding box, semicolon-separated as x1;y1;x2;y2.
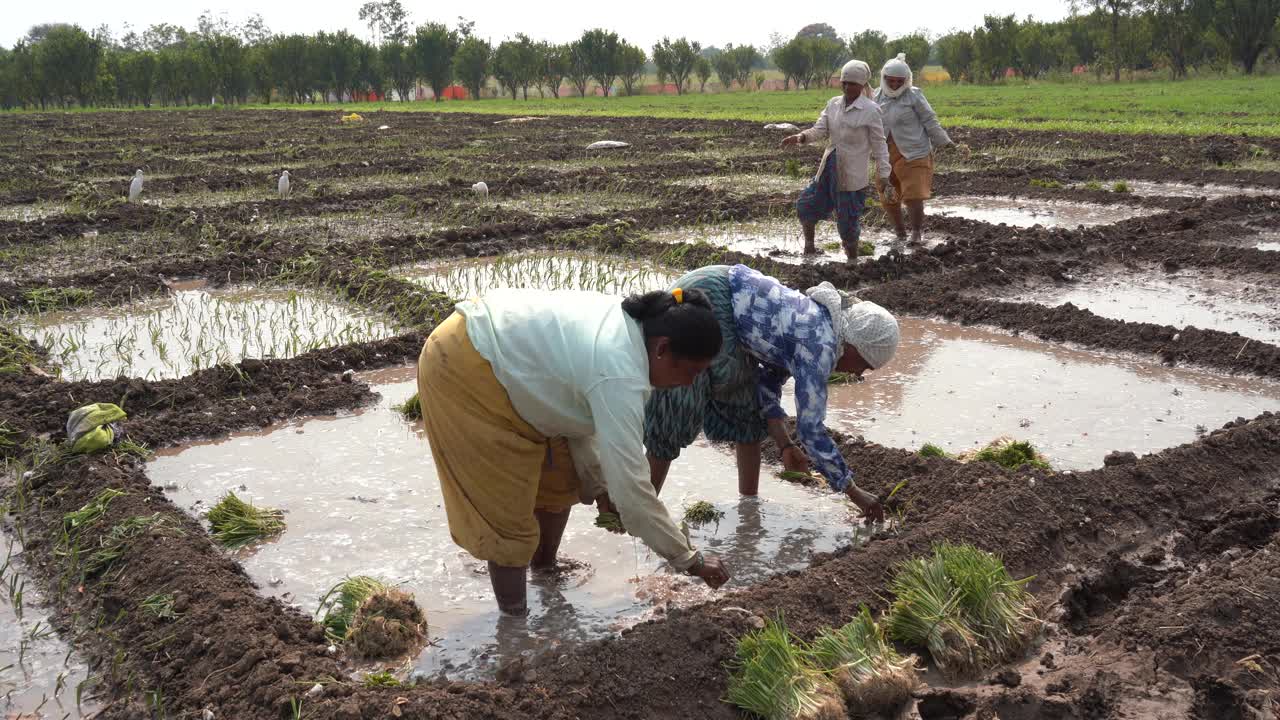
1;0;1277;110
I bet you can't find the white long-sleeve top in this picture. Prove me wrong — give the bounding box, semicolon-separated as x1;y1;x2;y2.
799;94;892;192
457;289;699;571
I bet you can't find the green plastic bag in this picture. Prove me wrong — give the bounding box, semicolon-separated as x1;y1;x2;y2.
66;403;127;454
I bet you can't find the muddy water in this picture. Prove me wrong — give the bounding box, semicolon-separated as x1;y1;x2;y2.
399;252;680;297
1096;180;1272;199
779;318;1280;469
1261;242;1280;252
647;219;918;265
1001;271;1280;346
931;196;1156;227
0;534;98;718
13;285;396;382
149;367;863;680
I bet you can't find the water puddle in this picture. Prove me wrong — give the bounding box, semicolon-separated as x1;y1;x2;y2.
999;270;1280;345
149;367;864;680
780;318;1280;470
931;196;1156;228
13;285;397;381
0;534;98;718
399;252;679;297
1083;180;1272;199
1260;242;1280;252
646;219;919;265
670;174;809;196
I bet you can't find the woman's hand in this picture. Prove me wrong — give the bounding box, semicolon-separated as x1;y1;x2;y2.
882;183;898;205
781;134;802;147
781;445;810;473
688;553;731;589
844;485;885;525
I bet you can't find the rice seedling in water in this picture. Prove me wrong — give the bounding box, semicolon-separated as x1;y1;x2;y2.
967;437;1050;471
206;492;286;549
363;670;402;688
857;241;874;257
827;371;860;384
725;617;846;720
393;391;421;420
807;608;918;713
682;501;724;527
1028;178;1063;189
918;443;949;459
1112;181;1131;193
317;575;391;641
777;470;817;484
141;592;179;620
885;543;1039;679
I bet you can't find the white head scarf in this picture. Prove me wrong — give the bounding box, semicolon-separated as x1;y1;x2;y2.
840;60;872;85
804;282;901;369
880;53;913;99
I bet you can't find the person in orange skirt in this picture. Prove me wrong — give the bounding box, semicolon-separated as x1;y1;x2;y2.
873;53;967;244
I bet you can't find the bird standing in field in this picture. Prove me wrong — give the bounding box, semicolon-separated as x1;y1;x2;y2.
278;170;291;199
471;181;488;198
127;170;143;202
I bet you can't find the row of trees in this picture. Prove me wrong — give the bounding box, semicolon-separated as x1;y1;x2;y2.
934;0;1280;82
2;0;1278;109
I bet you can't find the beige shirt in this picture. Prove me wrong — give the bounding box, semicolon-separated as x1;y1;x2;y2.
458;289;699;571
799;94;892;192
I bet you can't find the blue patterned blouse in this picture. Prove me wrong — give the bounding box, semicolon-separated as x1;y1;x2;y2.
728;264;853;492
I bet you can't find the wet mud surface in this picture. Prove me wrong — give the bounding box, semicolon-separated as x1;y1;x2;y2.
1;111;1279;718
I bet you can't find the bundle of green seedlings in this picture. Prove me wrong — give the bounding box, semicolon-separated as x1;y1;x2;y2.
807;607;918;714
316;576;426;658
595;512;624;531
393;391;421;420
777;470;818;485
885;543;1040;679
205;492;286;549
726;618;846;720
960;437;1051;471
917;443;949;459
682;501;724;527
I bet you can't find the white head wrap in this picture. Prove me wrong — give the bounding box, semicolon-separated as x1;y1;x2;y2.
880;53;913;99
805;282;901;369
840;60;872;85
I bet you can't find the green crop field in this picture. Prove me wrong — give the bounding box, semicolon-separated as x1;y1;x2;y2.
240;75;1280;138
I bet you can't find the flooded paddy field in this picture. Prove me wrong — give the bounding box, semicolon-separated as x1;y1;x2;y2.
1;110;1279;719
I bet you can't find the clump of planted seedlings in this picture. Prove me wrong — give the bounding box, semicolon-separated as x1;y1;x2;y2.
393;391;421;420
683;501;725;527
408;253;675;299
885;543;1040;679
318;575;391;640
205;492;286;549
725;617;846;720
807;607;918;714
965;437;1050;471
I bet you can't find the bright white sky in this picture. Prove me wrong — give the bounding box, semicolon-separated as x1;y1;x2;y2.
3;0;1072;49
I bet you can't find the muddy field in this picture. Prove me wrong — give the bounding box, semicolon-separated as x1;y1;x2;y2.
1;109;1278;719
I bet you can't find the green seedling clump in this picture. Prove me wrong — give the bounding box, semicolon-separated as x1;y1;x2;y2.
808;607;918;713
777;470;818;484
885;543;1040;679
968;437;1050;471
1111;181;1131;193
317;575;391;641
363;670;402;688
595;512;624;531
725;617;846;720
820;241;842;252
141;592;179;620
347;588;427;658
683;501;725;527
205;492;286;549
827;371;857;384
918;443;949;459
394;391;422;420
784;158;804;179
1083;180;1104;191
857;241;874;257
1029;178;1063;189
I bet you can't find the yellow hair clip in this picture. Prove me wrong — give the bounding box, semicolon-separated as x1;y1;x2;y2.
672;288;684;304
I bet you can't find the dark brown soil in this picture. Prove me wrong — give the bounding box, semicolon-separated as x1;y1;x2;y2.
2;110;1279;719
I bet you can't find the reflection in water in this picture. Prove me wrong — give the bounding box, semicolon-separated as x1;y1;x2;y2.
150;367;862;680
931;196;1155;228
399;252;678;297
781;318;1280;469
0;535;97;718
647;219;911;265
1001;272;1280;345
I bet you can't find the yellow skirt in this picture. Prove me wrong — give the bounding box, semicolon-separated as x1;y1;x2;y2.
880;139;934;208
417;312;580;567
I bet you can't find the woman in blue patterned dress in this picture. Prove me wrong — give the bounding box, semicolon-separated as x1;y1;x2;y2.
638;264;899;523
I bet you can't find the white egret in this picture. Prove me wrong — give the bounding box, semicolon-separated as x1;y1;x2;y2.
278;171;291;199
127;170;143;202
471;181;488;198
